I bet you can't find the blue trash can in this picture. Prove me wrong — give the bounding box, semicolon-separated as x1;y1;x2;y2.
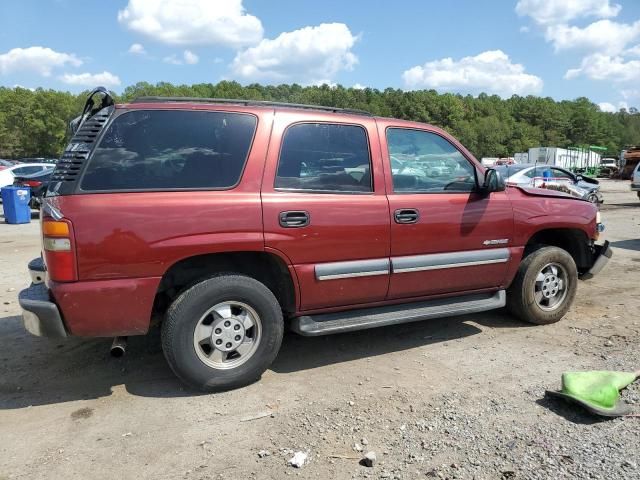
1;186;31;224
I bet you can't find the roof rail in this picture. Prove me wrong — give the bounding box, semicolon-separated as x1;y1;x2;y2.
130;96;372;116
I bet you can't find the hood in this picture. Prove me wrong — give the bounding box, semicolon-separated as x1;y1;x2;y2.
514;185;587;201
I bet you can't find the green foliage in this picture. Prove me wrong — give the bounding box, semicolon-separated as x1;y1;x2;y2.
1;82;639;159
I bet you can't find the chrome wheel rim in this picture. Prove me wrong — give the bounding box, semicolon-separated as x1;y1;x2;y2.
193;301;262;370
534;262;569;311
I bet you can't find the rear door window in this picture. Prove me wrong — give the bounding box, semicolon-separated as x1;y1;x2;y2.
275;123;372;193
81;110;257;191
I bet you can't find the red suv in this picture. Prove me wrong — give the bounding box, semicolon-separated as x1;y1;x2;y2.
20;89;611;391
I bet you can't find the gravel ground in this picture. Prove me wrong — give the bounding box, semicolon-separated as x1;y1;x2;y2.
0;179;639;480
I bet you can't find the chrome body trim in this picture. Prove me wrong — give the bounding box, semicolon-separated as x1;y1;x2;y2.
391;248;510;274
315;248;511;281
315;258;390;281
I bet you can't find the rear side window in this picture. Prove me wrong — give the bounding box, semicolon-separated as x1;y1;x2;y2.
275;123;372;193
81;110;256;191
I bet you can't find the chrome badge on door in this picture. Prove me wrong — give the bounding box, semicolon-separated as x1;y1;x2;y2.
483;239;509;246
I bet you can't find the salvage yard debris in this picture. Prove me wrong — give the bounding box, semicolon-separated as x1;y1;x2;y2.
288;451;308;468
547;370;640;417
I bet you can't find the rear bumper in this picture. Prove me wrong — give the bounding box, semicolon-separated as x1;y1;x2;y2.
580;241;612;280
19;282;67;338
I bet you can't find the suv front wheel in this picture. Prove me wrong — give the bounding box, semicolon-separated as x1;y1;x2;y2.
506;246;578;325
161;274;284;391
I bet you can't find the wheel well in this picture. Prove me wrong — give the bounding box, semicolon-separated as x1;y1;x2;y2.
152;252;296;321
525;228;592;271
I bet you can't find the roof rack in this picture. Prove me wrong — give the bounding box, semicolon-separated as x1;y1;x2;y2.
130;96;372;116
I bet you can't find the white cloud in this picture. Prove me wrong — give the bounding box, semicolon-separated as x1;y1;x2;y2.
59;71;121;88
0;46;81;76
625;44;640;57
183;50;199;65
600;100;632;112
352;83;366;90
402;50;543;97
163;54;181;65
128;43;146;55
545;20;640;55
565;53;640;82
598;102;617;112
163;50;200;65
118;0;263;48
231;23;358;84
622;89;640;100
516;0;621;25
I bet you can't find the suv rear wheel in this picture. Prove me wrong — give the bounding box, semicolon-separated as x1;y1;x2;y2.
506;246;578;325
161;274;284;391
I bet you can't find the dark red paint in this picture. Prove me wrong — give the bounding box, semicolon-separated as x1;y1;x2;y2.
41;103;599;336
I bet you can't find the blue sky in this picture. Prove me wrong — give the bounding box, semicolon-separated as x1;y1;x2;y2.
0;0;639;111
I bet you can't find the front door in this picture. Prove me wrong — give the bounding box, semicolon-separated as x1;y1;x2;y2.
378;123;514;299
262;111;390;311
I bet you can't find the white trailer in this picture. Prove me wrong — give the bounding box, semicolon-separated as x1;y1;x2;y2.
527;147;601;170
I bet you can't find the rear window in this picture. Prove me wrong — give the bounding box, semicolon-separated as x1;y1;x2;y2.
81;110;256;191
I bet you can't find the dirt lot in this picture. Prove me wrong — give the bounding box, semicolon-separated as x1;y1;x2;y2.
1;179;639;480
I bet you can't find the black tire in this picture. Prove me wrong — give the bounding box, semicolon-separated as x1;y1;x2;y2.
506;246;578;325
161;274;284;391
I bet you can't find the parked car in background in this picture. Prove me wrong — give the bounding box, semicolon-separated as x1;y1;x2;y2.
631;162;640;200
0;159;15;170
18;90;611;392
495;164;603;204
12;167;55;209
0;163;53;190
598;158;618;177
17;157;58;164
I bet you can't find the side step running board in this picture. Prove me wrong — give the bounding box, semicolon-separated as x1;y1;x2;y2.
290;290;506;336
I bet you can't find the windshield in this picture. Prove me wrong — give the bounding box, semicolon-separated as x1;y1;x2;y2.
494;164;530;178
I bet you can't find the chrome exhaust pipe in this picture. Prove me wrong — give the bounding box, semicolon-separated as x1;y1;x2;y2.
110;336;127;357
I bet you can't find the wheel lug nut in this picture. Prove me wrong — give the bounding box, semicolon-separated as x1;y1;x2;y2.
235;335;241;341
215;339;222;345
234;324;240;330
215;328;221;334
226;343;232;349
224;321;231;327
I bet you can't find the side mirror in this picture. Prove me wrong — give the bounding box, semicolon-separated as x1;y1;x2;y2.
481;168;506;194
576;175;583;181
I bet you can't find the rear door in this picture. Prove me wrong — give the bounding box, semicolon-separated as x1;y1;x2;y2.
379;122;514;299
262;111;390;311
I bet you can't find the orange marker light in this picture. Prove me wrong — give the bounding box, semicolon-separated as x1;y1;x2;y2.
42;220;70;236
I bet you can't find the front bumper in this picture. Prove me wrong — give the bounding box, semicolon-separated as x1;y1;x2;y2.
580;240;612;281
631;182;640;192
19;282;67;338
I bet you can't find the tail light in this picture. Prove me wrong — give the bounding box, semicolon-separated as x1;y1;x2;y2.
42;218;77;282
24;180;43;187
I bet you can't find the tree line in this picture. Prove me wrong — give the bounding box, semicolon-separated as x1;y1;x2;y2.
1;81;639;160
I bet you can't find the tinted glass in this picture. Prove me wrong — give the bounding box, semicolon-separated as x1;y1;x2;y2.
275;123;371;192
495;164;529;178
82;110;256;191
386;129;475;192
551;168;574;180
14;166;41;175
